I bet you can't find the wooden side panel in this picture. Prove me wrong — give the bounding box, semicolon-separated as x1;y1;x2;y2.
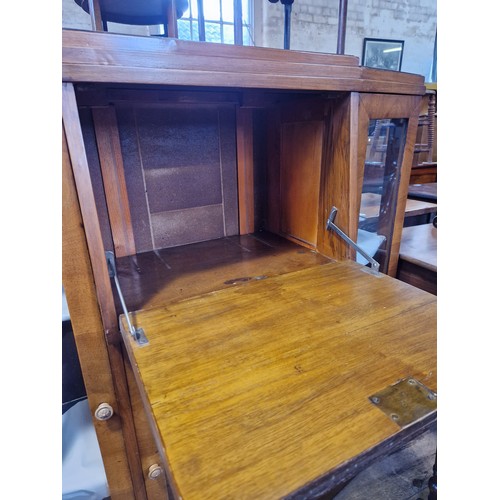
63;125;135;499
317;93;359;260
280;121;322;246
63;82;148;500
92;106;136;257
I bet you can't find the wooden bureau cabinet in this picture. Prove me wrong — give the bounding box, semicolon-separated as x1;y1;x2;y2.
62;29;436;499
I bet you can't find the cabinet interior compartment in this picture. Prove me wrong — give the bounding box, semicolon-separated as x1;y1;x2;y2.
77;84;345;310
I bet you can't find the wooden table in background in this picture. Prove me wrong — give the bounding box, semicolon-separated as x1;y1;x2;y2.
407;183;437;203
360;192;437;226
397;223;437;295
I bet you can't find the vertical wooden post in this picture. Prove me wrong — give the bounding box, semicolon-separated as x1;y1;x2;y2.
88;0;105;31
92;107;136;258
63;126;135;499
167;0;179;38
62;82;149;500
236;108;255;234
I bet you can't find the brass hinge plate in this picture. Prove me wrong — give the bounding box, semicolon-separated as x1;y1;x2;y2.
368;377;437;427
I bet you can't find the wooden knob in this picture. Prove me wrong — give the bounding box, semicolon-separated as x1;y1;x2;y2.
94;402;114;421
148;464;163;479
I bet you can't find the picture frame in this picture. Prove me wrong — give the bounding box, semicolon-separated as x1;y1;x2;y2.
362;38;404;71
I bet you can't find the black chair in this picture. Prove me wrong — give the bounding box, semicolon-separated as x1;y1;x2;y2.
74;0;189;36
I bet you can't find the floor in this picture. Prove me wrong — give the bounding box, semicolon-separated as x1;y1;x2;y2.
334;424;437;499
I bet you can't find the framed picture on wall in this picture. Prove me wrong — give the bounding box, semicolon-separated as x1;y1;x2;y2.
362;38;404;71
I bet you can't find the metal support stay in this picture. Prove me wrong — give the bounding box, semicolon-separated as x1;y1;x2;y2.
326;206;380;275
105;251;149;345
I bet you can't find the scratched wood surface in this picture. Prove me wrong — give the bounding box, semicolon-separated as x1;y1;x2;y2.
115;232;331;312
121;259;436;499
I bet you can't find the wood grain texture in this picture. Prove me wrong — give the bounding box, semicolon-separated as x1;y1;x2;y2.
115;232;331;313
317;94;359;261
124;355;170;499
121;260;436;500
236;107;255;234
92;106;136;257
62;30;426;95
63;126;135;499
280;120;322;246
410;164;437;184
62;83;118;338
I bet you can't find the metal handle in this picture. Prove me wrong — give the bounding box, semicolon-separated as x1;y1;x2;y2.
326;207;380;274
106;251;149;345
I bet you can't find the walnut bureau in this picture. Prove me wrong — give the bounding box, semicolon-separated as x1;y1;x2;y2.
62;29;436;499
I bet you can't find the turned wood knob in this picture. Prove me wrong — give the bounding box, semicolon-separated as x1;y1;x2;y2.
94;402;114;421
148;464;163;479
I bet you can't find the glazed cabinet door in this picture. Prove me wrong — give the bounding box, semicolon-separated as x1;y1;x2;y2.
355;94;422;276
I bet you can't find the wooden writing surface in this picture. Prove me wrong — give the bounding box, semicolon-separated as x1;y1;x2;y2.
121;260;436;499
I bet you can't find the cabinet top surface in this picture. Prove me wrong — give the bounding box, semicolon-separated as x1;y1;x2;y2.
62;29;426;95
122;259;436;499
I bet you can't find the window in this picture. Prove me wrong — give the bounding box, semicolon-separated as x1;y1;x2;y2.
178;0;253;45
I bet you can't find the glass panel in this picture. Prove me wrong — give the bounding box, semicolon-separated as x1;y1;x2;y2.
205;22;222;43
243;25;253;46
222;0;234;22
177;19;192;40
191;21;200;41
204;1;221;21
242;0;250;23
358;118;408;274
190;0;198;18
223;24;235;45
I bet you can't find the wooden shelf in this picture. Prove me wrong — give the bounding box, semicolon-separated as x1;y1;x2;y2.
115;232;332;313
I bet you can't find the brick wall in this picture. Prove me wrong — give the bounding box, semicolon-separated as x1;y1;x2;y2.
256;0;436;79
